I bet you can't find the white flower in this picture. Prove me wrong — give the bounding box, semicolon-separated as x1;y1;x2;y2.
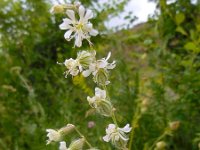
87;87;106;108
59;141;68;150
82;52;116;85
64;58;80;77
46;129;62;145
103;124;132;148
87;87;112;116
62;51;95;78
59;5;98;47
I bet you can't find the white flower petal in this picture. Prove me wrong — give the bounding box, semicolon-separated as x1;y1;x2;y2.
120;124;132;133
66;10;76;21
98;60;107;68
59;141;67;150
75;33;82;47
85;9;93;20
107;61;116;69
106;52;111;61
103;135;110;142
63;18;73;25
59;21;72;30
89;29;98;36
82;69;92;77
119;133;129;141
79;5;85;21
95;88;106;99
64;30;73;40
107;124;116;130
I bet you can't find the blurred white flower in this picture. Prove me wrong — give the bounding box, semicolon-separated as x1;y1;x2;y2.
87;87;112;116
82;52;116;85
62;50;95;78
59;141;68;150
87;87;106;107
46;129;62;145
59;5;98;47
103;124;132;148
64;58;80;77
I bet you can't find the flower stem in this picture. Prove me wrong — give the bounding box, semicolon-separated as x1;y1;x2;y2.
128;107;141;150
74;127;93;148
111;111;118;127
148;131;167;150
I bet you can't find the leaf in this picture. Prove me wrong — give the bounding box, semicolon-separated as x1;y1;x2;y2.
175;13;185;25
184;42;199;52
176;26;187;35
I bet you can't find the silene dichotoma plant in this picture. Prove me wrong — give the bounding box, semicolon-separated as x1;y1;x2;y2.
46;2;132;150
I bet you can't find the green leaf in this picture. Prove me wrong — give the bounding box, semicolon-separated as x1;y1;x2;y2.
184;42;199;52
176;26;187;35
175;13;185;25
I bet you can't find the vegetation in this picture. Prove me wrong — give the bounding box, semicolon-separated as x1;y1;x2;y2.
0;0;199;149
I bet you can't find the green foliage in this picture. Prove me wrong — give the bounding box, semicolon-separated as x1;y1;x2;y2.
0;0;200;150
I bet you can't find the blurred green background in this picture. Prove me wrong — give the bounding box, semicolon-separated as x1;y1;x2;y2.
0;0;200;149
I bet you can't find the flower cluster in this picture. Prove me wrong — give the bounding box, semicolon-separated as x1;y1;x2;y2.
47;2;131;150
61;51;116;86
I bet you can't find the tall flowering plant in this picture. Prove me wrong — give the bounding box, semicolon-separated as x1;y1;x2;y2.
46;2;131;150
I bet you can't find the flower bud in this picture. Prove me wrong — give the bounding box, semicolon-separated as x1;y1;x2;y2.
169;121;180;131
156;141;166;150
69;138;85;150
50;5;64;14
59;124;75;135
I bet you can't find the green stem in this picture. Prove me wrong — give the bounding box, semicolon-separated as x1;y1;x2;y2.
103;85;110;101
111;111;118;127
128;108;141;150
75;127;92;148
148;131;167;150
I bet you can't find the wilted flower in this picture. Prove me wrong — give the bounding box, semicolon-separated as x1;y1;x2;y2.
169;121;180;131
59;5;98;47
46;129;62;145
87;87;113;116
103;124;132;148
59;139;85;150
82;52;116;85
